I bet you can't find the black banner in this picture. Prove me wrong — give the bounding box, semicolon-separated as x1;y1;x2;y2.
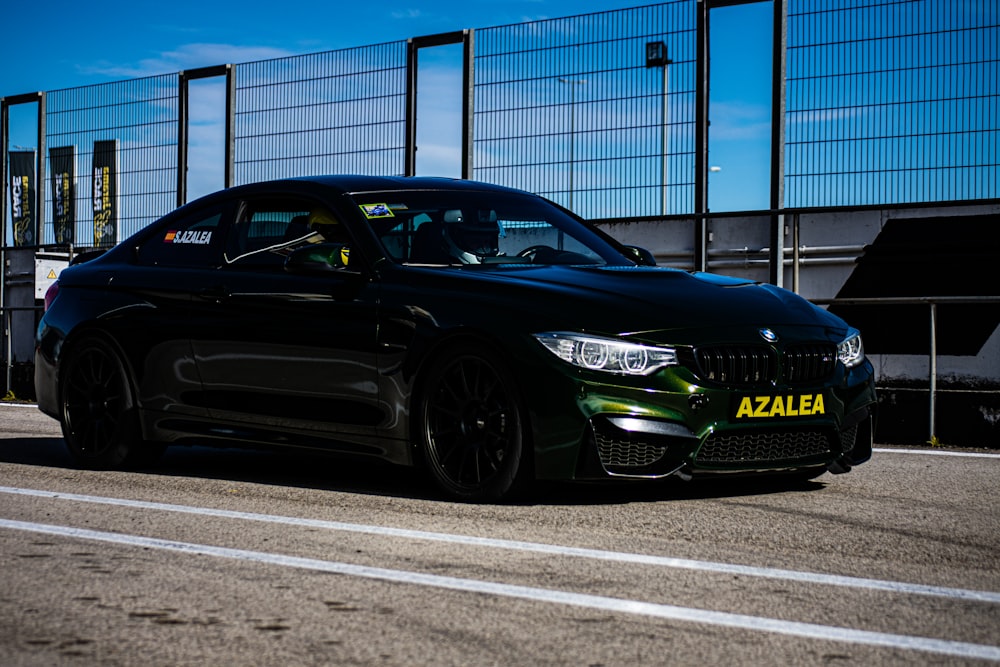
9;151;36;246
92;139;118;248
50;146;76;245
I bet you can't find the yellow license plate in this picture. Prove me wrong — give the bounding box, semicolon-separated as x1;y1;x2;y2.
733;393;827;420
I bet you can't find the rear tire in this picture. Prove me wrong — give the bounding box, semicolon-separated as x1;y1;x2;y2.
418;343;530;502
60;336;151;469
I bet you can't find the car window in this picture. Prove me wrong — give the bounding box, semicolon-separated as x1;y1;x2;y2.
224;198;352;270
136;204;228;268
355;190;629;267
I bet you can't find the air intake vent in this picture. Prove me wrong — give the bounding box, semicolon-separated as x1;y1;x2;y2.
595;431;667;469
696;428;833;465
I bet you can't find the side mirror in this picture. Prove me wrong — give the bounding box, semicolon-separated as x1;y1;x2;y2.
624;245;657;267
72;248;108;265
284;243;354;273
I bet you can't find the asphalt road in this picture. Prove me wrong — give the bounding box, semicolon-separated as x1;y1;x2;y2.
1;403;998;666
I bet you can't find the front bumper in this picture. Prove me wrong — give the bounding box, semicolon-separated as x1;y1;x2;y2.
524;356;878;482
575;403;875;480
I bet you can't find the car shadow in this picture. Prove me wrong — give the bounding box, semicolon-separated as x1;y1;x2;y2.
0;437;827;506
535;475;827;506
0;437;74;467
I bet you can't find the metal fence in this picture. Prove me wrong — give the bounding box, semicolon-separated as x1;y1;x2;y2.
43;75;179;245
473;1;696;218
234;42;409;184
2;0;998;248
786;0;999;207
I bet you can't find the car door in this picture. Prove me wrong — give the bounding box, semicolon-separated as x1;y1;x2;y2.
125;199;234;420
187;194;384;453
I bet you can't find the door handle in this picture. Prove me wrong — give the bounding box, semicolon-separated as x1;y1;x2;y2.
195;285;231;302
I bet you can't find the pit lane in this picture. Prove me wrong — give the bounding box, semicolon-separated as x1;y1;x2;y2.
1;403;998;665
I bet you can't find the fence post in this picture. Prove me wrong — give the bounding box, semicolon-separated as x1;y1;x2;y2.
3;308;10;396
929;301;937;443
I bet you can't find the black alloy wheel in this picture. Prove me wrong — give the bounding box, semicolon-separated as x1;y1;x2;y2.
420;344;529;502
60;337;143;468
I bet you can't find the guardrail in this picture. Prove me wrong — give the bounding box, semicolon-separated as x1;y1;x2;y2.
653;244;866;275
811;296;1000;444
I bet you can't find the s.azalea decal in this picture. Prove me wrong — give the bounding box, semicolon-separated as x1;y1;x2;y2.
165;230;213;245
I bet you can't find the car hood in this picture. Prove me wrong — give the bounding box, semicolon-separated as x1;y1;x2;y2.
419;264;848;342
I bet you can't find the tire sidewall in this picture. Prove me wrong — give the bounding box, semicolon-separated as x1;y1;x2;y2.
59;335;137;469
418;341;530;502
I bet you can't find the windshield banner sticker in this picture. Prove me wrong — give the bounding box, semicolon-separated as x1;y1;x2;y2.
360;203;394;219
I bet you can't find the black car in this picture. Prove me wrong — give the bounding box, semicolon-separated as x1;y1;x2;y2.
35;175;876;501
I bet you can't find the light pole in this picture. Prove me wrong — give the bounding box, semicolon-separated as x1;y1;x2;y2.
558;77;586;212
646;41;671;217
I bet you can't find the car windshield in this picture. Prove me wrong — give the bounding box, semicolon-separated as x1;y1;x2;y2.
351;189;632;267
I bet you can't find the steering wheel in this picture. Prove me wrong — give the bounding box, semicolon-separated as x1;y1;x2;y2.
516;245;552;262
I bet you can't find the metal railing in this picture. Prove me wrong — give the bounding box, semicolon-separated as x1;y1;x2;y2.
5;0;995;252
811;296;1000;444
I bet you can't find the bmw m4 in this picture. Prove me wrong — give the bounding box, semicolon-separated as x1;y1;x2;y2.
35;176;876;501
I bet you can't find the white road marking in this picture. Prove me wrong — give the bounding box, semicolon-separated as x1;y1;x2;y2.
1;517;997;662
1;485;997;604
873;447;1000;459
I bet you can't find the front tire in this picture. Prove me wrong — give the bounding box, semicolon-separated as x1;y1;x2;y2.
60;336;147;469
419;344;530;502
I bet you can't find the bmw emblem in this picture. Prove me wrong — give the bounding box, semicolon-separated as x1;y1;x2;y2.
759;328;779;343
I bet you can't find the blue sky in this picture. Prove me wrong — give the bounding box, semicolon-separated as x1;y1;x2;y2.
2;1;647;94
1;0;774;212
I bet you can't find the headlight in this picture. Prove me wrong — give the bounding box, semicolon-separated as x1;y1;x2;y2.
837;329;865;368
534;332;677;376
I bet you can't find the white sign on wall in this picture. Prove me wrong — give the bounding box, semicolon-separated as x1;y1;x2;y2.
35;257;68;300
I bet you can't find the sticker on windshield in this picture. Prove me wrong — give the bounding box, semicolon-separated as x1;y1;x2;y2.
164;230;213;245
360;203;394;219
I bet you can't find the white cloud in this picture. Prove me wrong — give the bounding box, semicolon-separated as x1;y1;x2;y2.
709;102;771;141
391;9;423;19
80;43;297;79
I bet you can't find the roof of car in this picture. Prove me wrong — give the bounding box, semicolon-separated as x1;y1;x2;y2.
137;175;536;246
277;174;525;196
